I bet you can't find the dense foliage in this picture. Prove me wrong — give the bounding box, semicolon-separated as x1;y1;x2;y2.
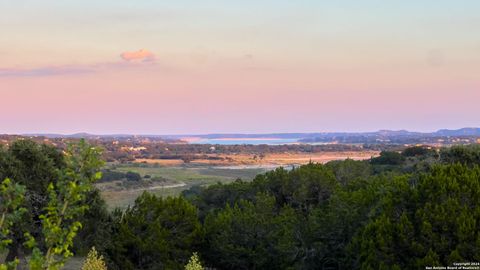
105;193;203;270
0;140;103;269
180;145;480;269
2;141;480;269
351;164;480;269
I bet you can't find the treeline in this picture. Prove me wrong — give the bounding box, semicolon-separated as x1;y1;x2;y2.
101;142;370;163
98;145;480;269
99;169;143;182
2;141;480;269
0;135;385;164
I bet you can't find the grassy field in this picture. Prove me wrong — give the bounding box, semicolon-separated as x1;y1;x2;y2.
100;150;377;209
100;163;267;208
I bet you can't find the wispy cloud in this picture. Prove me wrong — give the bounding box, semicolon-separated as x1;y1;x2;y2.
0;65;94;77
0;50;158;77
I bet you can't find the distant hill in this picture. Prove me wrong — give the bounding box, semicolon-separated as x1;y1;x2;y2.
20;127;480;145
24;128;480;139
434;128;480;136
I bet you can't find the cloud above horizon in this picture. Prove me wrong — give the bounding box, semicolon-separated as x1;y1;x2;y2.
0;65;94;77
120;49;155;62
0;50;158;77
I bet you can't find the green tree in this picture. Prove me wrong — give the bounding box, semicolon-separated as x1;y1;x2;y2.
187;163;338;220
401;146;432;157
325;159;372;185
351;164;480;269
204;193;299;269
371;151;406;166
0;178;27;269
440;144;480;165
73;189;112;256
107;193;203;270
0;140;65;262
125;171;141;182
0;140;104;270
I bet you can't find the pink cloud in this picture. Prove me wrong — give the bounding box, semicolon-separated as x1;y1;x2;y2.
0;65;93;77
120;49;155;62
0;53;159;77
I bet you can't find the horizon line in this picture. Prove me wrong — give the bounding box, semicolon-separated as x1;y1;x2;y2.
8;126;479;137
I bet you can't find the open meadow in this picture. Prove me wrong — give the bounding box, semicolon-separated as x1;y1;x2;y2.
99;150;378;208
99;163;268;208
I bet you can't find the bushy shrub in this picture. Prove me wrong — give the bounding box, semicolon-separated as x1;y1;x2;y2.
125;171;141;181
106;193;203;270
185;253;203;270
370;151;406;165
82;247;108;270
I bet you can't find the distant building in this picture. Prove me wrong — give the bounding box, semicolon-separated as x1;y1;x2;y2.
121;146;147;152
130;147;147;151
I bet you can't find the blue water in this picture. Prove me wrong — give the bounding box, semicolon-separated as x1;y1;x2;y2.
191;138;299;145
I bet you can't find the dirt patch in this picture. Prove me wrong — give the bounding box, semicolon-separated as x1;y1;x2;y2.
135;151;379;167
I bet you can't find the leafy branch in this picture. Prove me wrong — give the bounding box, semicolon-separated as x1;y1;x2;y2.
0;140;103;270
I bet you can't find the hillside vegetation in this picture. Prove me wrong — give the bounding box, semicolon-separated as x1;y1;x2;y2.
1;141;480;269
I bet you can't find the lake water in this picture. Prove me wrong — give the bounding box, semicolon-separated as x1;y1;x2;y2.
191;138;300;145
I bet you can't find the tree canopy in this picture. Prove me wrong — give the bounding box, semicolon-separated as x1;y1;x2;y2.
2;141;480;269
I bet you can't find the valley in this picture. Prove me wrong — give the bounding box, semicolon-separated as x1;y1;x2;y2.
98;150;378;208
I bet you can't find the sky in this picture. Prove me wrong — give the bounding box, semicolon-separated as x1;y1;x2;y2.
1;0;479;134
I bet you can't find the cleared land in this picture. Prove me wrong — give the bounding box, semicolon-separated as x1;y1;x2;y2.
135;151;377;166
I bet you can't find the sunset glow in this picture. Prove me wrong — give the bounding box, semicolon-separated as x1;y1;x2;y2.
1;1;479;134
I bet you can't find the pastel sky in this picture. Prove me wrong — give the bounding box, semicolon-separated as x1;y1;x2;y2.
1;0;479;134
